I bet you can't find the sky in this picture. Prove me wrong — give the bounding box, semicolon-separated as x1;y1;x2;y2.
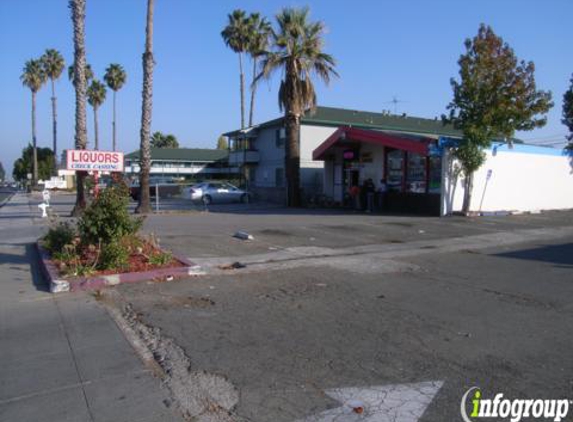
1;0;572;178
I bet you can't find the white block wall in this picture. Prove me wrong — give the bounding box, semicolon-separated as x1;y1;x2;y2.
442;144;573;215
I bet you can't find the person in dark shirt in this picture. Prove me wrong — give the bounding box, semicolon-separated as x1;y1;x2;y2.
364;178;376;213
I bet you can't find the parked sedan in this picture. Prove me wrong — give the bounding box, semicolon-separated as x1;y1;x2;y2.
184;182;250;204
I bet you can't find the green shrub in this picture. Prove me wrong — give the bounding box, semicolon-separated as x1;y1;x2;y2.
149;250;172;266
44;222;76;253
99;240;130;270
78;183;143;245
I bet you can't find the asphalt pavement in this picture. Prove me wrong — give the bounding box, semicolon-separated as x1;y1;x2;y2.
114;235;573;422
2;191;573;421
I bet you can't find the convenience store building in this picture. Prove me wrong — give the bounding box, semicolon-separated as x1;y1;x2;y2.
224;106;573;215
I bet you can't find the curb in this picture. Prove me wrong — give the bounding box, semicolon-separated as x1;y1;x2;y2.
35;242;204;293
0;193;15;208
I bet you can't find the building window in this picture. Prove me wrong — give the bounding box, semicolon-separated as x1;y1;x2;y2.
386;150;403;191
275;128;285;148
406;153;426;193
428;156;442;194
275;168;284;187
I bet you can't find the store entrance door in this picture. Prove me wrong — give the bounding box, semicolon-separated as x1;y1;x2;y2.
343;168;360;205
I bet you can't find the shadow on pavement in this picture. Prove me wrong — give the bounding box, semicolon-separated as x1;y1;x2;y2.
26;243;50;293
494;242;573;268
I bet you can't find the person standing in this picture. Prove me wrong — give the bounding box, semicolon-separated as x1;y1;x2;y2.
364;178;376;213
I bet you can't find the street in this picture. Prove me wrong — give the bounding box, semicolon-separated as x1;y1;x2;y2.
1;192;572;421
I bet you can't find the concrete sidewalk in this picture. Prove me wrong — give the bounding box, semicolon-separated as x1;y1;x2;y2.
0;194;183;422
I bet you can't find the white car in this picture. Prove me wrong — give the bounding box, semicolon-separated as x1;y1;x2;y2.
183;182;250;204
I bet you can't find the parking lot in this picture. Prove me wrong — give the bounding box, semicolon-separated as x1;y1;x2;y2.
14;191;573;421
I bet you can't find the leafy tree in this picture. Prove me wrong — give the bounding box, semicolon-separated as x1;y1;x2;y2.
12;145;55;182
0;162;5;182
20;58;47;185
222;9;250;129
41;49;65;173
258;7;338;206
87;79;107;150
68;63;94;84
69;0;89;216
216;135;228;150
445;24;552;214
104;63;127;152
136;0;155;214
247;13;271;127
563;74;573;150
150;131;179;148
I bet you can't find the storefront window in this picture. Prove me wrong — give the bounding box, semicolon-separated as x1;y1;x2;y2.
386;150;403;191
428;156;442;193
407;153;426;193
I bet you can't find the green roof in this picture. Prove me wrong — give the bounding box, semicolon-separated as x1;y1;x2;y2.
125;148;228;162
224;106;462;138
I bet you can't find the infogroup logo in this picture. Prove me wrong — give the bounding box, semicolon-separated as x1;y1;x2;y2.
460;387;571;422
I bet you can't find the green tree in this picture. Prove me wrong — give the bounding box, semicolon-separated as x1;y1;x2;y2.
216;135;228;150
150;131;179;148
0;162;5;182
41;49;65;173
563;74;573;150
104;63;127;152
69;0;89;216
87;79;107;150
20;58;47;185
136;0;155;214
12;145;55;182
68;63;94;84
222;9;250;130
259;7;338;206
445;24;552;214
247;13;271;127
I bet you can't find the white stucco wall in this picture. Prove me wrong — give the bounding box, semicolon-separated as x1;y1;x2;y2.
300;124;337;194
358;143;385;186
442;144;573;215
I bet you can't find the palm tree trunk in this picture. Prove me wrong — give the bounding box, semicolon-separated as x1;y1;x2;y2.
239;52;245;129
70;0;88;216
31;90;38;185
248;56;257;127
51;78;58;174
136;0;155;214
93;106;99;150
285;111;301;207
112;90;117;151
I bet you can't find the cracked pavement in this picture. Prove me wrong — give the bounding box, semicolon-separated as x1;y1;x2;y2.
113;224;573;421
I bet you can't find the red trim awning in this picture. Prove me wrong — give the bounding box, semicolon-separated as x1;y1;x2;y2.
313;126;431;160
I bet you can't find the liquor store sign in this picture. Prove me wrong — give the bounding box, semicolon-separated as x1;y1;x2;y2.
66;150;124;172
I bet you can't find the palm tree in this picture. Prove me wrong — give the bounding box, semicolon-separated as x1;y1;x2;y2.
247;13;271;127
221;9;250;129
150;131;179;148
41;49;65;173
20;59;47;185
68;63;94;84
136;0;155;214
87;80;107;150
69;0;88;215
103;63;127;152
259;7;337;206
